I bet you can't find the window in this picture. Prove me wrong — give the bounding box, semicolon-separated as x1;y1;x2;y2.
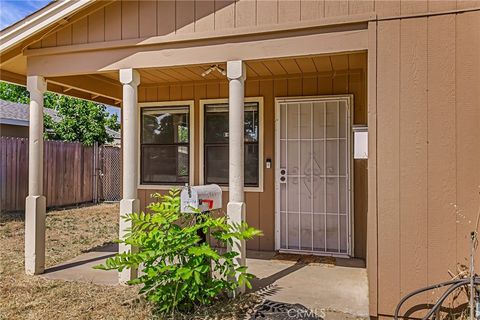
141;105;190;185
203;101;260;187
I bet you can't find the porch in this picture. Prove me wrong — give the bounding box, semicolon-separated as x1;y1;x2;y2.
34;51;370;312
17;16;374;314
42;243;369;318
20;49;370;305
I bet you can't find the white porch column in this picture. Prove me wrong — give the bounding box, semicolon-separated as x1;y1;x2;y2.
227;60;246;294
119;68;140;283
25;75;47;275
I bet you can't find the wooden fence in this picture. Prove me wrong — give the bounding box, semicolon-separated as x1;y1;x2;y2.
0;137;121;212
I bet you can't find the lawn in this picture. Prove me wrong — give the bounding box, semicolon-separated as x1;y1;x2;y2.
0;204;152;320
0;204;263;320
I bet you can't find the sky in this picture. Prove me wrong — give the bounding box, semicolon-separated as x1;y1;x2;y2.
0;0;51;30
0;0;121;120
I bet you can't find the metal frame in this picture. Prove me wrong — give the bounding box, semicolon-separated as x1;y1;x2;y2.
274;95;353;257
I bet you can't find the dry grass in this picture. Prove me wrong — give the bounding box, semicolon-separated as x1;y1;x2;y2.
0;204;263;320
0;203;152;320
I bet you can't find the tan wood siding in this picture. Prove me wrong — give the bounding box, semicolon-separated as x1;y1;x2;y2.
300;0;324;20
105;1;122;41
366;20;377;314
426;12;456;291
376;11;480;317
377;18;401;314
236;0;257;28
32;1;480;50
72;16;88;45
56;25;72;47
38;0;373;49
325;0;349;18
456;9;480;284
121;0;139;39
88;8;105;43
399;17;429;313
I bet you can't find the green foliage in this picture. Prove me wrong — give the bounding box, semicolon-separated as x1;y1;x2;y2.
0;81;29;103
0;81;119;145
95;190;262;315
43;94;120;146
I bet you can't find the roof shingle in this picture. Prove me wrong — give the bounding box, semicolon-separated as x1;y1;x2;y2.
0;99;59;125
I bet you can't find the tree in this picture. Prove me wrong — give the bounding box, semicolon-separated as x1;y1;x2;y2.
43;94;120;146
0;81;120;145
0;81;29;103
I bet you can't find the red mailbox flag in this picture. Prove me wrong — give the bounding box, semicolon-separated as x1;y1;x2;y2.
202;199;214;209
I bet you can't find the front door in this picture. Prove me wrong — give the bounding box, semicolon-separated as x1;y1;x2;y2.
275;96;352;256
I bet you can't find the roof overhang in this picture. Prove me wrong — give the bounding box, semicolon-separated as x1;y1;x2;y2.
0;0;123;106
0;0;93;56
0;118;29;126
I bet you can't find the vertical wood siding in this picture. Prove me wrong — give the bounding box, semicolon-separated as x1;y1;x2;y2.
376;11;480;317
38;0;371;48
35;1;480;49
136;63;368;255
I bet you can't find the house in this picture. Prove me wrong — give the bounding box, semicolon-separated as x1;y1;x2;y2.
105;128;121;146
0;1;479;318
0;98;120;144
0;99;59;137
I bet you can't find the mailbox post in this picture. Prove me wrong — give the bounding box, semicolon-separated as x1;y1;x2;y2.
180;184;222;243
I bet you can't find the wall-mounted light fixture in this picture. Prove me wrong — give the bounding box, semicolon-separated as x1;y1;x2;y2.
201;65;226;77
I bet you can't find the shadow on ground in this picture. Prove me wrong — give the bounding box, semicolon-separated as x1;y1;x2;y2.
40;243;369;318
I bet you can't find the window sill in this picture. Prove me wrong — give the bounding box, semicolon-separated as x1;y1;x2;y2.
138;184;186;190
219;186;264;193
138;185;264;193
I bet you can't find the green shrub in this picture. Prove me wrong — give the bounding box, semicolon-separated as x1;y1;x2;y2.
94;190;262;315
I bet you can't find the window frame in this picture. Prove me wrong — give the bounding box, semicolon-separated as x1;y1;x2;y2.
138;100;195;189
199;97;264;193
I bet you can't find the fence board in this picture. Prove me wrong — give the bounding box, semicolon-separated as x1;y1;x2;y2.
0;137;120;212
0;139;6;211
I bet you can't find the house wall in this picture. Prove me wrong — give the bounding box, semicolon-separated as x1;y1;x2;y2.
375;11;480;318
0;124;28;138
136;65;368;257
31;0;480;50
17;0;480;316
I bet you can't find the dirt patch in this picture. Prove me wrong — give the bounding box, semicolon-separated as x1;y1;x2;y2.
0;204;152;320
0;204;266;320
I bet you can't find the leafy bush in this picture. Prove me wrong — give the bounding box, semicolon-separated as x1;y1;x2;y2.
95;190;262;315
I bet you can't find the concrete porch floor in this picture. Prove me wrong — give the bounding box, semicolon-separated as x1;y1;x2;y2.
41;244;369;318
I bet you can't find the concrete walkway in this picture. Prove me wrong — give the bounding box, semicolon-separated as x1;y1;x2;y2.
42;245;369;318
42;243;119;285
247;252;369;318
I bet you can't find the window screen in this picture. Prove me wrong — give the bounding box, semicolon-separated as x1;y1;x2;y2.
204;102;259;187
141;106;189;184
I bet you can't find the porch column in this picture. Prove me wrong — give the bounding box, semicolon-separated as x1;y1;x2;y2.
119;68;140;283
25;75;47;275
227;60;246;293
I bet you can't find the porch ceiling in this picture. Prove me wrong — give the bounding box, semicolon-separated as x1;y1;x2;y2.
0;51;366;107
99;52;366;86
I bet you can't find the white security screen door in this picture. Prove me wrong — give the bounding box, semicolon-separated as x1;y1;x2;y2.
275;96;352;256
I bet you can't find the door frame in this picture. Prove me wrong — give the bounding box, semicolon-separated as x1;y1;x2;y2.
274;95;354;257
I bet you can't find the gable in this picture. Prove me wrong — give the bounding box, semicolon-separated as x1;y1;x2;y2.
29;0;377;50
